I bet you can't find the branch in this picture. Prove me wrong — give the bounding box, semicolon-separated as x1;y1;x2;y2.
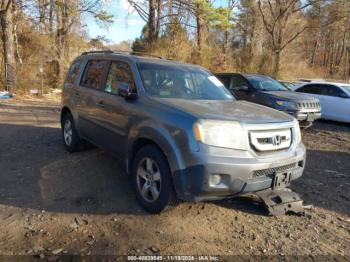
258;0;273;36
292;0;323;13
281;26;308;50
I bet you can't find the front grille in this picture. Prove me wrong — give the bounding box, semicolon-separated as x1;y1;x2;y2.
253;162;297;178
297;101;320;109
249;129;292;153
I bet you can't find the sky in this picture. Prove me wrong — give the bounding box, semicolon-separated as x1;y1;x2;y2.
86;0;146;44
86;0;229;44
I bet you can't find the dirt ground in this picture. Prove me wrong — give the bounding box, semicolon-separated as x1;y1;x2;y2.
0;98;349;260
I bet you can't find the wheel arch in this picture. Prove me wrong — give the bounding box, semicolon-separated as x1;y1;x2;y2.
128;137;169;175
60;106;72;125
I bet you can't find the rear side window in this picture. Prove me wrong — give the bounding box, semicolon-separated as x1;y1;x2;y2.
297;84;347;97
296;84;322;94
105;61;136;95
66;60;82;84
81;60;110;90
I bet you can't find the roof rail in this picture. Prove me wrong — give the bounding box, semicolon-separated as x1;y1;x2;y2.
81;50;114;55
81;49;172;60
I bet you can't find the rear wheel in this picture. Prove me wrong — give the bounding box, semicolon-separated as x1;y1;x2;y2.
132;145;178;213
61;113;83;152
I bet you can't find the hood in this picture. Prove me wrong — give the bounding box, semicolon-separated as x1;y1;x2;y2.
157;99;294;124
261;90;317;102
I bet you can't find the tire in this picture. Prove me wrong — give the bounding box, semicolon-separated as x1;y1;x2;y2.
131;145;179;213
61;112;83;152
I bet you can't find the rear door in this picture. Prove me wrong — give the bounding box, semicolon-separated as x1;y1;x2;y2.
75;59;110;144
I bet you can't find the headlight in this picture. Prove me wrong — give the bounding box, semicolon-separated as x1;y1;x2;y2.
193;120;246;150
294;120;301;143
276;101;296;109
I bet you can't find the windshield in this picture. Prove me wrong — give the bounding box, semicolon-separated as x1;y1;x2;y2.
138;62;233;100
246;75;289;91
341;85;350;94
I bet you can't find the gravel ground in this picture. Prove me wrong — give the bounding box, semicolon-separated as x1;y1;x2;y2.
0;99;349;260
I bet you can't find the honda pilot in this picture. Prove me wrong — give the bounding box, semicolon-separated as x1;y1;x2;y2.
61;51;306;213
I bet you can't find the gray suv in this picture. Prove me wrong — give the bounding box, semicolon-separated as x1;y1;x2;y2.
61;51;306;213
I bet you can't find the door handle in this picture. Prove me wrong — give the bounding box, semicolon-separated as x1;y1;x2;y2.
96;101;105;108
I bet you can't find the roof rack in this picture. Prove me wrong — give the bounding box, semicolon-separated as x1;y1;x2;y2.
81;49;171;60
81;50;114;55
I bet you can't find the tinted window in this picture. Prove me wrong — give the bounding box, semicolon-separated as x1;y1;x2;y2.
323;85;346;97
296;84;322;94
297;84;347;97
81;60;110;90
216;75;230;87
105;61;136;95
66;60;82;84
341;85;350;94
229;76;250;91
245;75;288;91
138;62;232;100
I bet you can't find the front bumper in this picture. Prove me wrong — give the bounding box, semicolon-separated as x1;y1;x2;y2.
172;143;306;202
288;110;321;122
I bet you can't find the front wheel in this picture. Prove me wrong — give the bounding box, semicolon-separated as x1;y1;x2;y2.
132;145;179;213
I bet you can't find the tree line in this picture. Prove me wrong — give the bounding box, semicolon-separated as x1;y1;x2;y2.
0;0;349;92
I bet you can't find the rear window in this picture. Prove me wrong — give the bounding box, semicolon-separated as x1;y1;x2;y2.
81;60;110;90
66;60;82;84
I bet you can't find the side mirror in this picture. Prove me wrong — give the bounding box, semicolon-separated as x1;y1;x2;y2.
238;85;250;92
118;82;137;100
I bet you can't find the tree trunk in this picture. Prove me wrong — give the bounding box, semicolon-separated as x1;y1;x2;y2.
273;50;281;78
155;0;161;38
55;0;68;88
310;39;318;66
38;0;46;30
49;0;54;33
148;0;156;42
196;2;204;53
12;0;22;64
0;0;17;91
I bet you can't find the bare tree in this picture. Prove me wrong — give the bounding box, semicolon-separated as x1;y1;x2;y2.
257;0;320;77
0;0;16;91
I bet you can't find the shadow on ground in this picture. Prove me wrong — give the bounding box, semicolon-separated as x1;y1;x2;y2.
0;122;144;215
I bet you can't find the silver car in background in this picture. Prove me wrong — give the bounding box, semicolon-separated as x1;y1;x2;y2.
293;81;350;123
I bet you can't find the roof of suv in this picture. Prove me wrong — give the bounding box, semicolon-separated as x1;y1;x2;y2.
78;51;203;68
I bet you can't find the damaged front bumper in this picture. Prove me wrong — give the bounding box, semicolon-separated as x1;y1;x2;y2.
255;188;306;216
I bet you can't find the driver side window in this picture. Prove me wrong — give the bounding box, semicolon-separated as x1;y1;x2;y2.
229;76;250;91
105;61;136;95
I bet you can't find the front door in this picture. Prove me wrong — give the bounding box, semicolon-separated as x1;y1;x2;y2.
227;75;256;102
319;84;350;121
93;60;137;158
